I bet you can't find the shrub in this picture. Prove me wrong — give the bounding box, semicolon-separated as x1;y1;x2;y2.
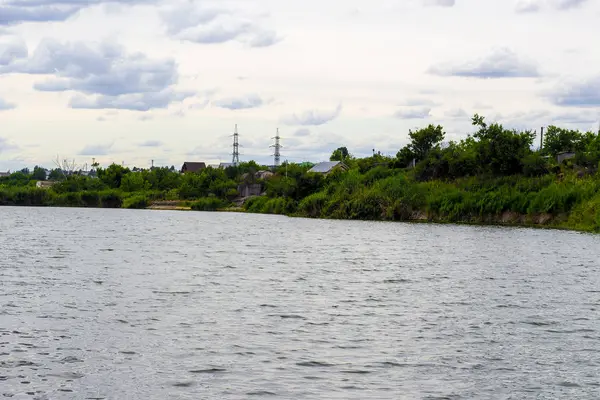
191;197;228;211
122;195;149;209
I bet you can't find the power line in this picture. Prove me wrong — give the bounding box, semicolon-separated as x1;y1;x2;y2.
231;124;240;165
270;128;282;167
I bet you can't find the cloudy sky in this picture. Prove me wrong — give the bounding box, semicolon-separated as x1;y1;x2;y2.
0;0;599;170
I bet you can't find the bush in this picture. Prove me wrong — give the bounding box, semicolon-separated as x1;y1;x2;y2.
122;195;149;209
100;190;123;208
191;197;228;211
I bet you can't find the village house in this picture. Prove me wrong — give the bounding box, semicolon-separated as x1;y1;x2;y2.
0;171;10;178
557;152;576;164
308;161;348;175
180;162;206;173
36;181;57;189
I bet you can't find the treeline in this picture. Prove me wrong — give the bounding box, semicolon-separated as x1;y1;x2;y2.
0;161;264;209
1;114;600;231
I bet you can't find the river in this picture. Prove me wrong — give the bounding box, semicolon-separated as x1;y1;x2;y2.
0;207;599;399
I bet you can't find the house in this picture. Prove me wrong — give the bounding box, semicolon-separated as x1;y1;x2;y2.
256;170;274;180
181;162;206;173
308;161;348;175
557;152;576;164
0;171;10;178
219;162;236;169
36;181;56;189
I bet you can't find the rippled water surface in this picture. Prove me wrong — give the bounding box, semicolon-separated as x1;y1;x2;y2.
1;207;600;399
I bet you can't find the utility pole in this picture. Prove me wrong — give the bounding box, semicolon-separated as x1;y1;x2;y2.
270;128;282;167
151;159;154;169
231;124;240;166
540;126;544;151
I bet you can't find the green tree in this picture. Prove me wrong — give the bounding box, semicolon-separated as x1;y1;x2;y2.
330;147;350;162
120;172;150;192
31;166;47;181
542;126;585;157
407;124;445;161
471;114;535;176
48;168;64;181
97;164;131;189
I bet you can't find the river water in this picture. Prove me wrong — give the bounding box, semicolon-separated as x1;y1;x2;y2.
0;207;599;399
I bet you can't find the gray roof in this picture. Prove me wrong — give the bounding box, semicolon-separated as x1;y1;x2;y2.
308;161;342;173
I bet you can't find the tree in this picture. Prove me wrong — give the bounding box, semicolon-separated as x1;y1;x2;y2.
48;168;64;181
542;126;585;157
120;172;150;192
97;163;131;189
330;147;350;162
407;124;445;161
471;114;535;176
31;166;47;181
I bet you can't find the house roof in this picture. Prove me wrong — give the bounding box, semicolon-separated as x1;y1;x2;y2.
308;161;345;174
182;162;206;172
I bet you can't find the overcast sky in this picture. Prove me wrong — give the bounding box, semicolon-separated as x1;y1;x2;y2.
0;0;599;170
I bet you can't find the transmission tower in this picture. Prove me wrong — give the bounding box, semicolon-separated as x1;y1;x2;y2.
270;128;282;167
231;124;240;165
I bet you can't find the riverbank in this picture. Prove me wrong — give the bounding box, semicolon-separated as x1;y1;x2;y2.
2;172;599;233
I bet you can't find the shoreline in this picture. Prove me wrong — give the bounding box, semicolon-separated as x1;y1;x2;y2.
0;202;592;233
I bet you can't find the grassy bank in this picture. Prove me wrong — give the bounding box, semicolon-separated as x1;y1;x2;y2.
242;170;600;232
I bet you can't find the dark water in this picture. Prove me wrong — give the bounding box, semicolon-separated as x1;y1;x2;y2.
1;207;599;399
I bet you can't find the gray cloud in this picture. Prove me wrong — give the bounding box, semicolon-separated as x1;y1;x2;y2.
69;89;193;111
393;107;431;119
515;0;588;13
554;0;588;10
161;2;281;48
294;128;311;137
282;104;342;126
213;93;264;110
400;98;440;107
78;143;113;156
548;76;600;107
0;137;19;153
444;108;469;118
1;39;193;111
428;47;540;79
0;38;28;65
139;139;163;147
0;97;16;110
423;0;455;6
1;0;157;26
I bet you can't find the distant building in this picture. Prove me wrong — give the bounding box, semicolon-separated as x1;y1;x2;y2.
181;162;207;173
36;181;57;189
219;162;235;169
557;152;576;164
0;171;10;178
308;161;348;175
255;170;274;180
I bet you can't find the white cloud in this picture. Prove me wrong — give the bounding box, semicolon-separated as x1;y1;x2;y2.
394;107;432;119
0;97;16;110
429;47;540;79
213;93;264;110
423;0;456;6
281;104;342;126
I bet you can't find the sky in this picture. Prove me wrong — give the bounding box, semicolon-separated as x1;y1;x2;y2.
0;0;599;170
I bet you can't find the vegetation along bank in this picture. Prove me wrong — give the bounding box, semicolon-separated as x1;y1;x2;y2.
2;114;600;232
